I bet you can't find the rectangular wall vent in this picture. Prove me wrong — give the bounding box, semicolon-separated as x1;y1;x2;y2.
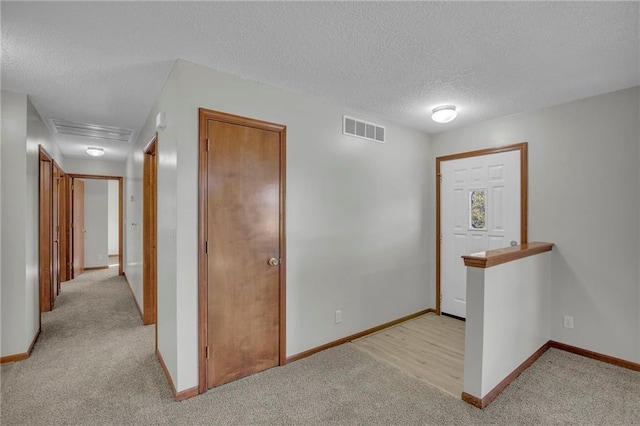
343;116;385;143
48;118;134;143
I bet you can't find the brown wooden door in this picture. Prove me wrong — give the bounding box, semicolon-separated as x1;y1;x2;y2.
39;151;53;312
72;179;85;277
52;163;61;297
206;119;282;388
59;174;69;283
143;138;157;325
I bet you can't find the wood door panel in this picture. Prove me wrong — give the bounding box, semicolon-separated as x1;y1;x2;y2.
39;156;53;312
207;120;281;388
52;164;61;297
59;174;68;283
72;179;85;277
143;138;157;325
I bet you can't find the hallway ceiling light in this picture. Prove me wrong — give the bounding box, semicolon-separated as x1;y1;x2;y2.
86;147;105;157
431;105;458;123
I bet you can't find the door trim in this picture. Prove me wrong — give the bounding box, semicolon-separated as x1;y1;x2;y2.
197;108;287;395
435;142;528;314
56;161;68;285
51;161;61;297
38;146;54;314
66;174;124;278
143;135;158;327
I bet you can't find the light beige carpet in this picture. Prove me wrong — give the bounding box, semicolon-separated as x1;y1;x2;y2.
1;267;639;425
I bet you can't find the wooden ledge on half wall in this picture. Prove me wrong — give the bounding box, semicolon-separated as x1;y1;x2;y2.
462;242;554;269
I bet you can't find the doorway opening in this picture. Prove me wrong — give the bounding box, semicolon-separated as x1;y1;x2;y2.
38;146;68;314
197;108;287;395
357;143;529;399
66;174;124;279
38;146;56;313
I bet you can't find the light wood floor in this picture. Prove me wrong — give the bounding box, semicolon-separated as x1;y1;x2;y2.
351;313;465;397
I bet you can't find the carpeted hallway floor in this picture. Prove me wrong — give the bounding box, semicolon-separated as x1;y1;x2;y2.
1;267;639;425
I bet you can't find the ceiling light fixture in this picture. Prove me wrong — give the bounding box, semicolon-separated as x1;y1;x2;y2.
86;147;105;157
431;105;458;123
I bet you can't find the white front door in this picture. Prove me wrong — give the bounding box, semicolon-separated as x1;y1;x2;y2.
440;150;521;318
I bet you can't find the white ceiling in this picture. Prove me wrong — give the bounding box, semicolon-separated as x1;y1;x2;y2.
2;2;638;162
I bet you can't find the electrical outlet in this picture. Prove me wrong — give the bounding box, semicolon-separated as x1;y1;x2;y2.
563;315;574;329
335;310;342;324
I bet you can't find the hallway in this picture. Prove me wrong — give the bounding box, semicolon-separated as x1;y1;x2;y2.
0;268;169;423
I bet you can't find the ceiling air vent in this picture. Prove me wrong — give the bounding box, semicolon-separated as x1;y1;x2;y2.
343;116;385;143
48;118;134;143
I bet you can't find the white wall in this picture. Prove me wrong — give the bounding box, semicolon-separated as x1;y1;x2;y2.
82;180;109;268
183;60;431;390
107;180;119;255
63;157;125;177
26;97;65;347
1;91;29;356
464;251;552;398
432;87;640;363
125;63;179;383
1;91;65;356
125;60;432;391
0;93;3;358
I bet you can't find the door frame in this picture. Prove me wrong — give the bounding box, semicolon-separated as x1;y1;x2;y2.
143;134;158;327
52;160;62;296
56;162;69;285
38;146;54;313
435;142;528;314
70;178;86;277
66;174;124;278
64;175;73;280
197;108;287;394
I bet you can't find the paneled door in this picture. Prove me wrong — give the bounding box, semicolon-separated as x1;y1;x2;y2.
39;148;54;312
52;163;61;296
143;137;157;326
202;110;286;389
72;179;85;277
440;149;521;318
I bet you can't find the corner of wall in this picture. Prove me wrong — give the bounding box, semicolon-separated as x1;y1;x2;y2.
1;90;29;355
124;60;181;389
25;95;66;350
173;59;200;392
637;86;640;363
423;131;435;309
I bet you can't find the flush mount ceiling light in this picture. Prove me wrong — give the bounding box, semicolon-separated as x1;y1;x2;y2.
431;105;458;124
86;147;105;157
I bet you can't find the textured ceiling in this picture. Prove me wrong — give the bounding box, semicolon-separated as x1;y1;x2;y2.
2;2;639;162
